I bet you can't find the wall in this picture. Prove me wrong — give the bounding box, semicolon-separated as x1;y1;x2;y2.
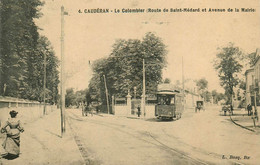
0;100;58;125
114;105;127;116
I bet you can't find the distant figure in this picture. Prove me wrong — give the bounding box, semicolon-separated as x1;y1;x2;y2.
137;105;141;117
247;104;252;116
230;105;233;115
82;104;88;116
1;110;24;159
96;106;99;114
198;103;202;110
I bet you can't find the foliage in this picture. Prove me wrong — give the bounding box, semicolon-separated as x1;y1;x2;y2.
163;78;171;84
65;88;76;107
238;79;246;91
216;93;226;103
211;90;226;104
196;78;209;100
0;0;59;104
204;91;212;102
196;78;208;91
65;88;90;107
213;43;243;104
89;32;167;104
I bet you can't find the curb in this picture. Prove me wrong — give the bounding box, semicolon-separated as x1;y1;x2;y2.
229;115;255;132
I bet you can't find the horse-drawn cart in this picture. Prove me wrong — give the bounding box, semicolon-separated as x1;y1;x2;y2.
195;101;204;112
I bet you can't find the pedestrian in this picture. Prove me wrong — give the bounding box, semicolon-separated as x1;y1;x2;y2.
247;104;252;116
96;106;99;114
1;110;24;159
84;104;88;116
137;105;141;117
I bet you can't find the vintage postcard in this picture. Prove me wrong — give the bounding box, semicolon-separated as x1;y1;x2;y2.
0;0;260;164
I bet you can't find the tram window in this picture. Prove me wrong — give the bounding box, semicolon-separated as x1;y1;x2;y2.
157;95;175;105
157;96;164;105
171;97;175;104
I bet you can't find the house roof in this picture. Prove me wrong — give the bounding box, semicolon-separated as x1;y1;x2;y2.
245;68;254;76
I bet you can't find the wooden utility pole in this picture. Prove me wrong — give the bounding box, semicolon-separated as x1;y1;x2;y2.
103;75;110;114
60;6;66;136
182;56;185;108
43;51;47;115
142;59;146;117
253;77;258;126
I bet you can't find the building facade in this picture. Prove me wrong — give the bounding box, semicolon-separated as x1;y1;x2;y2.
245;48;260;107
245;68;254;106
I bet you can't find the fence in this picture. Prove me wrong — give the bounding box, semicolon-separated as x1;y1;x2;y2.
113;95;156;118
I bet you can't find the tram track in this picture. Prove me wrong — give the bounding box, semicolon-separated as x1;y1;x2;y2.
67;111;212;165
66;114;102;165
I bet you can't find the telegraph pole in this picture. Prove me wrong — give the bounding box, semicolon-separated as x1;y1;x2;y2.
253;76;258;126
182;56;185;108
60;6;66;136
142;59;146;117
103;75;110;114
43;51;47;115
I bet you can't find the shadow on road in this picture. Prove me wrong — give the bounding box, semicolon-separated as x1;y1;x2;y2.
219;114;247;117
145;118;174;122
2;154;19;160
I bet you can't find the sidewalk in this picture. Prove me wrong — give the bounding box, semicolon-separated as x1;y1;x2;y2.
0;110;84;165
230;109;260;133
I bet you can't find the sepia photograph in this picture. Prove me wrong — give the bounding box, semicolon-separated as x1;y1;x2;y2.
0;0;260;164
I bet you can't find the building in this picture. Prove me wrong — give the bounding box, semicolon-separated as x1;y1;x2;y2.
246;48;260;107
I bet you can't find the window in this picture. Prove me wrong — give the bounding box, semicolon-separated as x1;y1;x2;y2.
157;95;175;105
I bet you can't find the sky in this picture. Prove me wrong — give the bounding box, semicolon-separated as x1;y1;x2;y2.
35;0;260;92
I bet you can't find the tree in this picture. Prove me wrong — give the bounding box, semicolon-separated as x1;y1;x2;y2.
216;93;226;103
26;36;59;104
89;32;167;104
204;91;212;102
163;78;171;84
196;78;208;91
0;1;60;104
65;88;76;107
196;78;208;101
0;0;43;97
211;90;217;104
214;43;243;106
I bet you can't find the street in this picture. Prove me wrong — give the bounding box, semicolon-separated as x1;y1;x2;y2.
66;106;260;165
1;106;260;165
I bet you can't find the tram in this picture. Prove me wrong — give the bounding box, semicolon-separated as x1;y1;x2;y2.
155;84;184;120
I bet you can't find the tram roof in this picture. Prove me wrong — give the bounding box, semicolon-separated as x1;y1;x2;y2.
157;83;181;95
156;91;180;95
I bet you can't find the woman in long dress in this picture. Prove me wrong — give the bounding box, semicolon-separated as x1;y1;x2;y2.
1;110;24;158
